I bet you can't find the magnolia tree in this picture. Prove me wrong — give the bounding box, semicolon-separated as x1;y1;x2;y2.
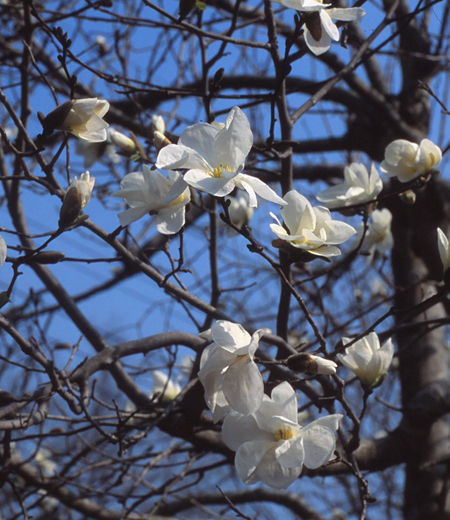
0;0;449;519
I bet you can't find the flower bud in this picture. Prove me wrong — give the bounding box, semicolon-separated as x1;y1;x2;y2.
153;131;172;152
150;114;165;135
59;172;95;227
109;128;137;154
286;353;337;375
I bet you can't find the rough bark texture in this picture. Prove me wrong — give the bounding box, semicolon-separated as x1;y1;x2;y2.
390;179;450;519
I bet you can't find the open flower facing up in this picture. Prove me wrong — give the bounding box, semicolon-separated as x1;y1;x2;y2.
198;320;265;420
337;332;394;389
270;190;356;259
150;370;182;403
437;228;450;275
274;0;365;55
353;208;393;261
316;163;382;210
59;172;95;227
222;381;342;488
380;138;442;183
111;164;190;234
156;107;285;207
40;98;110;142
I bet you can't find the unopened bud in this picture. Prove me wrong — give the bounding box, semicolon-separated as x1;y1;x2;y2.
28;251;65;264
109;128;137;154
150;115;165;135
59;172;95;227
153;131;172;151
400;189;416;205
59;186;83;227
286;353;337;375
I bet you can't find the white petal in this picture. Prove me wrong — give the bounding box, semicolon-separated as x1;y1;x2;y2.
319;10;339;41
179;123;218;168
275;437;305;468
327;7;365;21
302;424;337;469
117;206;150;226
211;321;252;350
0;235;6;267
222;356;264;415
222;413;272;450
184;169;236;197
156;205;186;234
213;107;253;171
438;228;450;272
235;174;286;205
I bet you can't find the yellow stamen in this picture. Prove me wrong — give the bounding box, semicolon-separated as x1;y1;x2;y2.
212;164;232;178
274;426;294;441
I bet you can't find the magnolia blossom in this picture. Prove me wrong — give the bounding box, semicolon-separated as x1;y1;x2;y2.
224;192;254;235
337;332;394;388
198;320;265;418
270;190;356;258
316;163;382;209
380;138;442;183
222;381;342;488
35;448;57;476
45;98;110;142
151;370;182;402
67;171;95;210
274;0;365;55
0;235;6;268
59;172;95;226
354;208;393;261
156;107;285;207
111;165;190;234
437;228;450;275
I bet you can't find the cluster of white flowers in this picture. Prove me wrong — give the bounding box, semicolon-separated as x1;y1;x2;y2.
198;320;342;488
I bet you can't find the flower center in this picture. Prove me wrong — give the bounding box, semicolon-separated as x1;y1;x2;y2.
274;426;294;441
212;164;232;178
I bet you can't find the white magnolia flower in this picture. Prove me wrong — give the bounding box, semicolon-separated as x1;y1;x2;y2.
222;381;342;488
198;320;265;417
111;164;190;234
156;107;285;207
316;163;382;209
150;370;182;402
76;128;121;168
58;98;109;142
67;171;95;210
35;448;57;476
380;138;442;183
337;332;394;388
224;192;254;235
270;190;356;258
354;208;393;261
274;0;365;55
59;171;95;227
0;235;6;268
437;228;450;275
